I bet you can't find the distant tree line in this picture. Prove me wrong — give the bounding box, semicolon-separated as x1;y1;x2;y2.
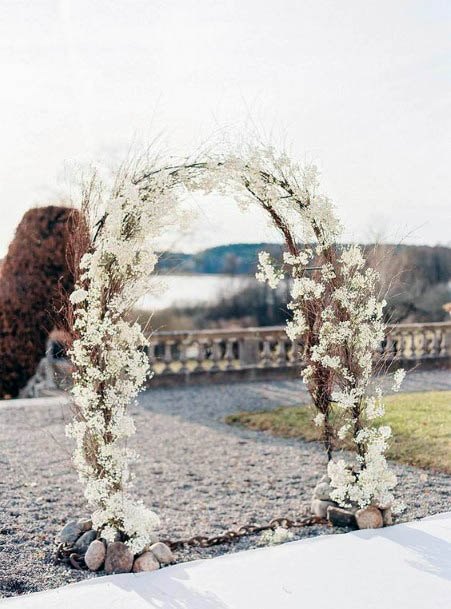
148;243;451;330
158;242;451;280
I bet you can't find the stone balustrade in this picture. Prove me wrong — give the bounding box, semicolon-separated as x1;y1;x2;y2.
19;322;451;395
147;321;451;386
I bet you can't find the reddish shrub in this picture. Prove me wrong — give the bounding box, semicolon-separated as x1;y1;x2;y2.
0;206;84;398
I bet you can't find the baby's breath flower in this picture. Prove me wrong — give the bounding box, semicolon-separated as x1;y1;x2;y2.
392;369;406;392
69;289;88;304
313;412;325;427
259;527;294;546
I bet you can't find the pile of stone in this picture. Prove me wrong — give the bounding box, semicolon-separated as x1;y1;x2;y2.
58;518;175;574
311;476;393;529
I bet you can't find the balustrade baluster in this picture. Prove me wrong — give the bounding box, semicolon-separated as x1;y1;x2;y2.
410;328;423;361
395;332;402;359
194;340;207;372
422;329;431;358
398;331;407;360
210;339;222;371
162;340;174;374
405;330;414;359
385;332;396;361
260;338;273;367
277;338;287;367
439;329;447;358
430;328;441;358
178;340;189;374
224;338;235;370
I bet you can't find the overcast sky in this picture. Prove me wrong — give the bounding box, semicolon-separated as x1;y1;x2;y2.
0;0;450;256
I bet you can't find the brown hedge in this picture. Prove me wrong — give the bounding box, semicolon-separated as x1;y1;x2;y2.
0;206;84;398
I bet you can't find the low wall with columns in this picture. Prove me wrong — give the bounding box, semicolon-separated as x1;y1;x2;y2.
147;322;451;387
19;322;451;396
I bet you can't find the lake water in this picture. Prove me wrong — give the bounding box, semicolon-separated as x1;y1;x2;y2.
140;274;254;310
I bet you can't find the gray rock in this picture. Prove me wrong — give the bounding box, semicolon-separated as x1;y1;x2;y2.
85;540;106;571
142;533;159;549
327;506;356;528
59;521;82;545
133;551;160;572
77;518;92;533
376;500;393;510
104;541;134;574
313;481;332;501
311;498;335;518
150;542;175;565
73;530;97;554
382;507;393;526
355;506;383;529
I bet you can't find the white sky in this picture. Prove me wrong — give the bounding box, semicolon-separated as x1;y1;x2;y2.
0;0;450;256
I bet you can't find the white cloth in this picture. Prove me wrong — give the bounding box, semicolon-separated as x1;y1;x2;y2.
2;513;450;609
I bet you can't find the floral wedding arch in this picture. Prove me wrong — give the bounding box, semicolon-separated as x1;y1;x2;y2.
67;146;404;557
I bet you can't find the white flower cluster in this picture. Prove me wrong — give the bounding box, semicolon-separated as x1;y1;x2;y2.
259;526;294;546
392;368;406;392
247;149;405;510
327;426;397;509
67;170;186;553
256;252;284;289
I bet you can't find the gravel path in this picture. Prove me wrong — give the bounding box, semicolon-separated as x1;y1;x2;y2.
0;371;450;598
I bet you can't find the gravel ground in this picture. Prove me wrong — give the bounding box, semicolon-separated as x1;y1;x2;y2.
0;371;450;598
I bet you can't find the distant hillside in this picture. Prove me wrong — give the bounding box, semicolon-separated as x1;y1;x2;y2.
157;242;451;283
158;243;284;274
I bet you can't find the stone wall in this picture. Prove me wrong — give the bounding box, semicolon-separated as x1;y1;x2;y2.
17;322;451;396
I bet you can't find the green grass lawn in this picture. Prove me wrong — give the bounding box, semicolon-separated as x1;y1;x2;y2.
226;391;451;474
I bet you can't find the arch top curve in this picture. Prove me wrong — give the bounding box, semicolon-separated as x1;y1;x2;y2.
93;147;342;256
